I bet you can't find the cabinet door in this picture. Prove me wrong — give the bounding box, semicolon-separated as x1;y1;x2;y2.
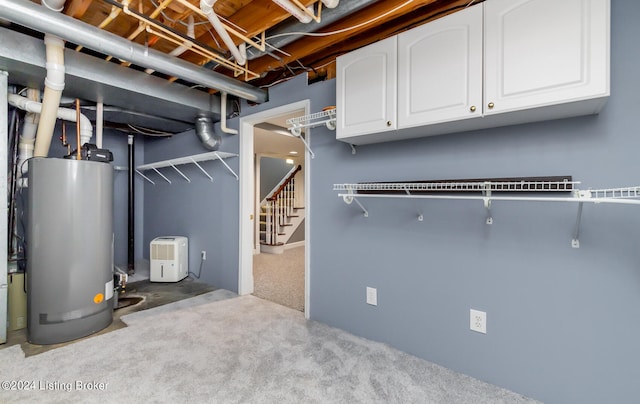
484;0;610;115
398;3;483;128
336;36;397;140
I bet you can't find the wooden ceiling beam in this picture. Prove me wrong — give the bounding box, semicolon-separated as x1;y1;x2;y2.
65;0;94;18
247;0;466;76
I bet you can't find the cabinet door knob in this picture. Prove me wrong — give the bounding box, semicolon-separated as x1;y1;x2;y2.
386;121;392;127
487;102;495;109
470;105;476;112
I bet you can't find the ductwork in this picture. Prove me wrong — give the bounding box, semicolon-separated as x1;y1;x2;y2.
8;93;93;148
145;15;195;75
200;0;247;66
195;116;221;151
0;0;268;103
246;0;376;60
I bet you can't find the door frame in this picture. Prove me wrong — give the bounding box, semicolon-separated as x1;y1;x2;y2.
238;100;311;319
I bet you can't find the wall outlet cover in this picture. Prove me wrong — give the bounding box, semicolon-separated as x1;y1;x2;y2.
470;309;487;334
366;287;377;306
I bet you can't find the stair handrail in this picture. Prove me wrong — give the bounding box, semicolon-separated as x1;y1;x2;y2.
267;165;302;201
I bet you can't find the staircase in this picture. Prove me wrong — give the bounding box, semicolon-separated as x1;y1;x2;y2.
259;165;304;254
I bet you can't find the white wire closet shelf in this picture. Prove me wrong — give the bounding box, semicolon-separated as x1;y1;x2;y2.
136;151;238;184
333;180;640;249
287;108;336;135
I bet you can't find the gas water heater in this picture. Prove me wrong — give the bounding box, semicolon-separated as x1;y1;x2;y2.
27;157;114;345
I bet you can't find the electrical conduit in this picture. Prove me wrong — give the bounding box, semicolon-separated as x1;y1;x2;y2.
200;0;247;66
34;0;67;157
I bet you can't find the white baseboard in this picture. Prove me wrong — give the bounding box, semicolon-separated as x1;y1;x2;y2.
285;241;305;250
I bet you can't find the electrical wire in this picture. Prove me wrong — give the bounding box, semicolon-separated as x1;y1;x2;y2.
126;124;175;136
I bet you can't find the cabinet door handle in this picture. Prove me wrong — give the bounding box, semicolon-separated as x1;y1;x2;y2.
487;102;495;109
470;105;476;112
386;121;392;127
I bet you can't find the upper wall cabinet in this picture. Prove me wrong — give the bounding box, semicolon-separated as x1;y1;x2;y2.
336;36;397;140
397;3;483;128
336;0;610;145
484;0;610;116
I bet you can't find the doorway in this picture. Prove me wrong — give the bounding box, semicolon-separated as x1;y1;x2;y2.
239;100;311;318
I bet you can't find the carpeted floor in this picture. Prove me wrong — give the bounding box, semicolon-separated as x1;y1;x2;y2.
253;246;305;312
0;291;539;404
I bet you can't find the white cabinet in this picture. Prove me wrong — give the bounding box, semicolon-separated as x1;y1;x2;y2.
397;4;483;127
336;0;609;145
484;0;610;116
336;36;397;140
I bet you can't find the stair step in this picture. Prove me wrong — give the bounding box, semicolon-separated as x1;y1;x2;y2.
260;241;284;246
287;215;299;218
280;223;293;227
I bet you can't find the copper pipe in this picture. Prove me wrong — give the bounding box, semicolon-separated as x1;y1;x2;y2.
75;98;81;160
61;122;70;155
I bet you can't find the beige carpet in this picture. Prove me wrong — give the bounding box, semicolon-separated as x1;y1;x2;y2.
253;246;305;312
0;293;539;403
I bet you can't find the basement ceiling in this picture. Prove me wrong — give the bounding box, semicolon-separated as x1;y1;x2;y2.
12;0;473;89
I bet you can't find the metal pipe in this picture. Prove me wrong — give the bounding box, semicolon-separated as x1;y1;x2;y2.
127;134;135;275
0;0;268;103
75;98;81;159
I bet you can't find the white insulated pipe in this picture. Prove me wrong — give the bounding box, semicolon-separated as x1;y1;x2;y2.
9;94;93;147
200;0;247;66
34;34;66;157
19;89;40;169
96;101;103;148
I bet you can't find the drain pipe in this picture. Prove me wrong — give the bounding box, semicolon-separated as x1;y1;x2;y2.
18;88;40;175
8;93;93;151
200;0;247;66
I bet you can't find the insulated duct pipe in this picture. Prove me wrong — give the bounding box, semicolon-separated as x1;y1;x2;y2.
8;93;93;147
200;0;247;66
0;0;268;103
195;116;221;150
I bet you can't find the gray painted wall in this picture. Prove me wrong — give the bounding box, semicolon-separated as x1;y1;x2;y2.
232;2;638;403
142;128;240;290
139;2;639;402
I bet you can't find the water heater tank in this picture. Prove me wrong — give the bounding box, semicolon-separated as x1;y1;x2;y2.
27;157;114;345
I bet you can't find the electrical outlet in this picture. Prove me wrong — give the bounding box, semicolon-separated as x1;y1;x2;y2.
366;287;377;306
201;250;207;260
470;309;487;334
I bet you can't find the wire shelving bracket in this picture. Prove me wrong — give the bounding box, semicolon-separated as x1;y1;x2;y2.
285;108;337;159
334;181;640;248
136;151;238;184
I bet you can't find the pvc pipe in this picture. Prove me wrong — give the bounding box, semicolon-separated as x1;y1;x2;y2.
219;92;238;135
0;0;267;103
200;0;247;65
41;0;65;12
8;93;93;147
144;15;195;75
18;89;40;170
34;34;65;157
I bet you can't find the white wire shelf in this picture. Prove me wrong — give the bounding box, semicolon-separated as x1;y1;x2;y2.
334;181;640;249
287;108;336;135
136;151;238;184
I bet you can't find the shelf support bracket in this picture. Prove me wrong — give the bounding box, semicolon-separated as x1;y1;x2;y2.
483;182;493;224
352;197;369;218
214;152;238;180
404;187;423;221
135;169;155;185
152;167;171;184
572;202;584;248
170;164;191;183
190;158;214;181
350;144;356;155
